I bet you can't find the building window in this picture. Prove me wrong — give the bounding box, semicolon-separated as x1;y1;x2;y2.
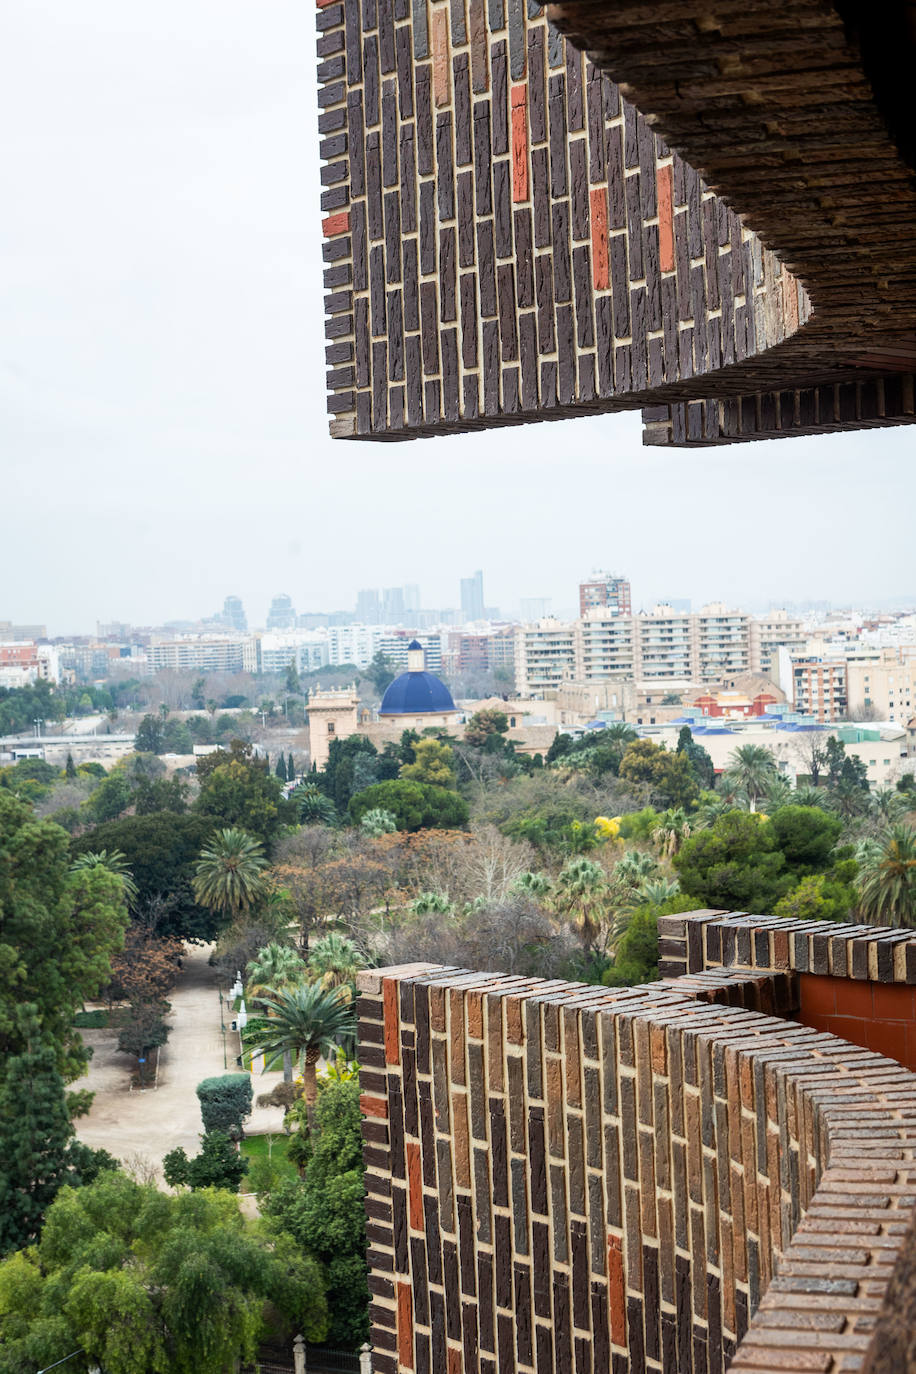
327;722;335;734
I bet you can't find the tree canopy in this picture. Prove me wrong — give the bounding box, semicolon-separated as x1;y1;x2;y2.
0;1172;328;1374
349;780;469;832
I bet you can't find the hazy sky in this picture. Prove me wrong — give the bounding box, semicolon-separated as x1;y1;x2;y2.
3;1;915;636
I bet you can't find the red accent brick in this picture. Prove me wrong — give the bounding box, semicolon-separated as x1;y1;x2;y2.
872;983;914;1020
322;211;350;237
834;980;874;1019
397;1279;413;1369
361;1093;389;1119
407;1142;423;1230
799;973;837;1017
383;978;400;1065
657;163;674;272
607;1233;626;1346
590;187;609;290
511;84;529;203
863;1019;906;1061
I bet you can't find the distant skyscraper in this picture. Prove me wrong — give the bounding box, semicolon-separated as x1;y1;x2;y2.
383;587;406;623
267;593;296;630
356;588;381;624
404;584;421;613
222;595;247;633
579;572;632;618
521;597;551;622
460;570;485;621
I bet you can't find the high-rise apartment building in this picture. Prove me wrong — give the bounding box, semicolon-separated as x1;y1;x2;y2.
793;660;849;723
460;571;485;622
355;589;380;624
514;621;577;694
266;594;296;631
579;572;632;618
382;587;406;623
221;595;247;634
847;650;916;723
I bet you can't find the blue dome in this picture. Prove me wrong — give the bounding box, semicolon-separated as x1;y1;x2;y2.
380;670;457;715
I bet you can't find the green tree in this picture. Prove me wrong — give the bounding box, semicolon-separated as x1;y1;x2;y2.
70;812;216;940
275;754;288;782
618;738;699;808
0;1172;328;1372
294;782;340;826
267;1078;368;1347
85;768;135;823
0;1012;117;1256
768;805;842;875
366;651;396;694
191;677;207;709
196;1075;253;1136
349;780;469;832
0;794;129;1083
287;751;296;782
722;744;778;813
285;660;302;695
248;985;354;1119
64;753;77;780
163;1130;249;1191
857;824;916;926
674;810;793;913
554;857;608;948
195;755;293;850
464;709;509;748
193;829;267;922
773;873;856;922
246;942;304;996
676;726;716;790
308;932;365;994
400;738;456;787
134;714;165;753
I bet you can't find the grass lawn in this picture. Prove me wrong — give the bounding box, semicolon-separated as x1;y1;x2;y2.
240;1133;298;1182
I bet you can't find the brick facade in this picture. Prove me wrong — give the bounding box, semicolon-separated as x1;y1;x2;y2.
315;0;808;441
356;920;916;1372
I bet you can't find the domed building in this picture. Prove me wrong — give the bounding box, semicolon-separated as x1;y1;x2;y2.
378;641;461;729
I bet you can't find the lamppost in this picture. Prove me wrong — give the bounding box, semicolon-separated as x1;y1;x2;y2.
33;717;43;739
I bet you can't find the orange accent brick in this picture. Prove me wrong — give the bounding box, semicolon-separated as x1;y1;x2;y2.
608;1233;626;1346
511;84;529;203
834;979;874;1019
872;982;914;1020
466;989;484;1039
322;211;350;237
447;1350;462;1374
590;187;609;290
407;1142;423;1230
799;973;837;1017
315;0;339;7
657;164;675;272
785;274;800;333
360;1093;388;1119
863;1018;906;1061
396;1280;413;1369
383;978;400;1065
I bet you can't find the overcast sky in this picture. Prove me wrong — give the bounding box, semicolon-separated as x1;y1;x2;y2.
3;0;915;636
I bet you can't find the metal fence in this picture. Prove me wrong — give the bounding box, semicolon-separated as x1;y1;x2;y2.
241;1348;360;1374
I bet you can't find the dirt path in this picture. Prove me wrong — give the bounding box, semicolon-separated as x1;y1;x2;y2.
73;944;287;1181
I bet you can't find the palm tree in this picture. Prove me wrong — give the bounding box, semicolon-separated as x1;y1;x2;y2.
652;808;691;858
554;857;608;948
512;870;553;899
70;849;138;907
723;745;778;813
410;891;454;916
192;828;266;919
872;788;908;825
695;797;733;828
246;942;304;997
636;876;681;905
763;776;794;811
248;984;355;1122
792;785;832;811
294;783;339;827
308;932;365;996
857;824;916;926
612;850;658;889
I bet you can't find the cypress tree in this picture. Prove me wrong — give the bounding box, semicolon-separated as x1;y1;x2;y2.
275;755;287;782
65;752;77;779
287;752;295;781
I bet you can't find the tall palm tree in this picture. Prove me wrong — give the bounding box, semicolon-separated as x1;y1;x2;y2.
723;745;778;813
872;788;908;825
763;776;794;811
554;857;608;948
248;984;355;1122
70;849;138;907
512;870;553;899
857;824;916;927
192;828;266;919
294;783;338;826
308;932;365;996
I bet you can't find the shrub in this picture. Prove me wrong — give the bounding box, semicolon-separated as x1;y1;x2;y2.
196;1074;253;1137
163;1130;250;1192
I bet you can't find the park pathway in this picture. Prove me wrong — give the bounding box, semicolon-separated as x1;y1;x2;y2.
74;944;286;1181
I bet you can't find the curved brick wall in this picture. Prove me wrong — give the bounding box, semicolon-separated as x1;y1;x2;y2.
357;958;916;1373
315;0;808;439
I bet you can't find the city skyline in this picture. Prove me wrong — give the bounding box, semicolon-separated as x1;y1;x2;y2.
4;2;916;637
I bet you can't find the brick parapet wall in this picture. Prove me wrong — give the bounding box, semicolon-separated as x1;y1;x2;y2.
314;0;808;441
659;912;916;986
356;957;916;1374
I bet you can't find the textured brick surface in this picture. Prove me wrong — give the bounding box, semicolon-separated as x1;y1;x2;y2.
357;947;916;1373
315;0;806;440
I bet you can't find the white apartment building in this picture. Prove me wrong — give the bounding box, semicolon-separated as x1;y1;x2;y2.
259;631;330;675
146;637;251;674
515;620;576;694
326;625;385;668
516;605;815;699
379;633;446;672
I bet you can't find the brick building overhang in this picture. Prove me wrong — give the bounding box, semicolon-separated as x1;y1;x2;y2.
356;913;916;1373
316;0;916;445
